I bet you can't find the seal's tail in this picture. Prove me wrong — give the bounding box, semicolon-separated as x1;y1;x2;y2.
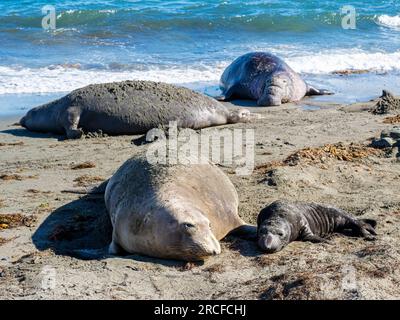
306;85;334;96
19;116;26;127
227;224;257;240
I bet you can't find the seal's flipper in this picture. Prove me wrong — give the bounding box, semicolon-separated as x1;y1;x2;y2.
302;234;331;244
358;219;377;237
63;106;83;139
61;179;109;195
214;94;227;101
359;218;377;230
214;85;239;102
347;219;377;240
306;85;334;96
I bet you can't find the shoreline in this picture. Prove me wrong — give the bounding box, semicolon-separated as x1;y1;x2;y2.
1;72;400;118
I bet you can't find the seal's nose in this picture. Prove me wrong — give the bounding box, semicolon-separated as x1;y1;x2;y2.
265;234;273;246
211;237;221;255
258;233;279;253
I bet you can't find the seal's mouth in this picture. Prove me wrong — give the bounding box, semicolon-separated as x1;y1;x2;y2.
181;235;221;261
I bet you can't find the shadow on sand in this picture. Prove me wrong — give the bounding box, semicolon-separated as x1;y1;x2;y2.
226;99;259;108
1;127;64;140
31;194;208;267
223;234;262;258
32;194;112;259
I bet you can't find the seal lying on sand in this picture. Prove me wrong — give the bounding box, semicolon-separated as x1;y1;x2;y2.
217;52;333;106
105;152;251;261
257;200;377;253
20;80;251;139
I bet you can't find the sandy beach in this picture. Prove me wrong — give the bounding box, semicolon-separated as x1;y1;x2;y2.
1;95;400;300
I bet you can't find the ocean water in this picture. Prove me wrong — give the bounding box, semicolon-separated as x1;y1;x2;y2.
0;0;400;115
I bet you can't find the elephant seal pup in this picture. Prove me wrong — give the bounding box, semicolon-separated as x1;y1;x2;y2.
257;200;377;253
20;80;251;139
105;152;249;261
218;52;333;106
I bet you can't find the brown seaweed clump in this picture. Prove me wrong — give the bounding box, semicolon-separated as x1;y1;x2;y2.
383;115;400;124
73;175;105;187
0;213;36;229
284;143;382;166
71;161;96;170
372;90;400;115
256;143;381;173
0;141;24;147
0;174;37;181
332;69;370;76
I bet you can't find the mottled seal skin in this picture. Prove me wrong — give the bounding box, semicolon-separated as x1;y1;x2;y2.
20;80;251;139
105;153;248;261
218;52;333;106
257;200;377;253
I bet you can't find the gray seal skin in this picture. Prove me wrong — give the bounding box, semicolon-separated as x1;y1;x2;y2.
257;200;377;253
105;152;248;261
217;52;333;106
20;80;251;139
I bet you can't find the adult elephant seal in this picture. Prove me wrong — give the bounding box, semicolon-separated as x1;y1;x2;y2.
257;200;377;253
105;153;251;261
218;52;333;106
20;80;251;139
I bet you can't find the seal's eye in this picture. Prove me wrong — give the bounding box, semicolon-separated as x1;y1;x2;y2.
184;223;195;229
276;231;284;237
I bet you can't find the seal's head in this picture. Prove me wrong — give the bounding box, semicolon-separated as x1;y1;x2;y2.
140;206;222;261
268;72;293;101
160;209;221;261
228;108;251;124
257;218;291;253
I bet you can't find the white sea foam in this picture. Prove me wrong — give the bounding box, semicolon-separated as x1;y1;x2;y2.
376;14;400;28
0;50;399;95
0;65;223;95
287;50;400;74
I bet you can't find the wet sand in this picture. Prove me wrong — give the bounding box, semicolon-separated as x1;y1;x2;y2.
1;96;400;299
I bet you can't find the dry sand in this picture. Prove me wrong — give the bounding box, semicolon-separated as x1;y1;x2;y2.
1;95;400;300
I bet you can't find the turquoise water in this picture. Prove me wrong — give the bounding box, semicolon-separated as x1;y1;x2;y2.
0;0;400;115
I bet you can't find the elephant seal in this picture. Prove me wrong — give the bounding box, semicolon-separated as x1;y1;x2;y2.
257;200;377;253
20;80;251;139
105;152;250;261
217;52;333;106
